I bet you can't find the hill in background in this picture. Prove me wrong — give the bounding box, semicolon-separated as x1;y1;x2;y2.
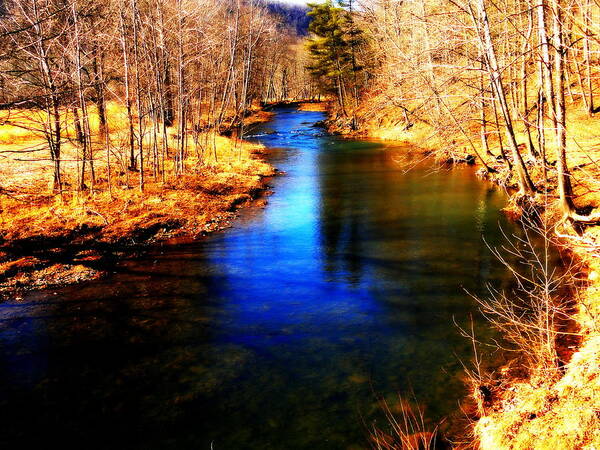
264;1;311;36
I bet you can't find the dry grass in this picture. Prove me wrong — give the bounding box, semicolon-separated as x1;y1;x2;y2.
370;395;442;450
0;102;275;295
473;205;600;448
297;101;329;112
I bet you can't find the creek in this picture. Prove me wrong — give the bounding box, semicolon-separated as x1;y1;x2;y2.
0;107;541;449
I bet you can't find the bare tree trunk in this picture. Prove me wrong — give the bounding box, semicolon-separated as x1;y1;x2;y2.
158;1;174;127
491;81;511;169
176;0;186;174
479;63;493;157
155;0;169;179
537;87;548;181
551;0;575;216
583;0;594;114
101;49;112;199
73;107;84;144
521;4;537;160
92;50;107;139
471;0;535;194
120;9;136;171
538;0;556;129
217;1;240;129
31;0;62;193
73;1;95;191
131;0;144;191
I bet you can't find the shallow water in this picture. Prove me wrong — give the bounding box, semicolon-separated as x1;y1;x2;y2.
1;107;529;448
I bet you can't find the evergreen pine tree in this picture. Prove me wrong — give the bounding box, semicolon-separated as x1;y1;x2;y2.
306;0;363;117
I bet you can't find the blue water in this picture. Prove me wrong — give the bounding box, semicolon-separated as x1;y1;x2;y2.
0;107;524;449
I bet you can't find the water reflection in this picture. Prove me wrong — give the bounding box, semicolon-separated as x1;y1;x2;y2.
0;107;532;449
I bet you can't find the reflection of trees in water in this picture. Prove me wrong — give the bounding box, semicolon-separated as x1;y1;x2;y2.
317;161;363;283
316;147;515;299
314;148;540;422
317;147;398;284
474;186;499;289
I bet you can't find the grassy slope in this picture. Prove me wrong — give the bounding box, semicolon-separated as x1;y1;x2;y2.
0;103;276;296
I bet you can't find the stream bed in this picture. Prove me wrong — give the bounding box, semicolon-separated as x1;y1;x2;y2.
0;107;538;449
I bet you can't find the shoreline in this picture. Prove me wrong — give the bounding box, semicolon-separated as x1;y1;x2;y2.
321;102;600;448
0;133;278;299
0;101;312;298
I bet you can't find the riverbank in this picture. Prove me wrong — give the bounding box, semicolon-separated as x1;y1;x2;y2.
0;104;529;450
0;105;276;298
321;100;600;448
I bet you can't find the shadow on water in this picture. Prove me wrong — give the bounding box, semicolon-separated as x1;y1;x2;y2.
0;106;558;449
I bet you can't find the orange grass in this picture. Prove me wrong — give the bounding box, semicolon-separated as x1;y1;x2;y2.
0;102;275;295
297;101;329;112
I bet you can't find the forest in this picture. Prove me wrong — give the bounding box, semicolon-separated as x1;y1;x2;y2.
0;0;316;289
0;0;314;193
309;0;599;223
0;0;599;449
